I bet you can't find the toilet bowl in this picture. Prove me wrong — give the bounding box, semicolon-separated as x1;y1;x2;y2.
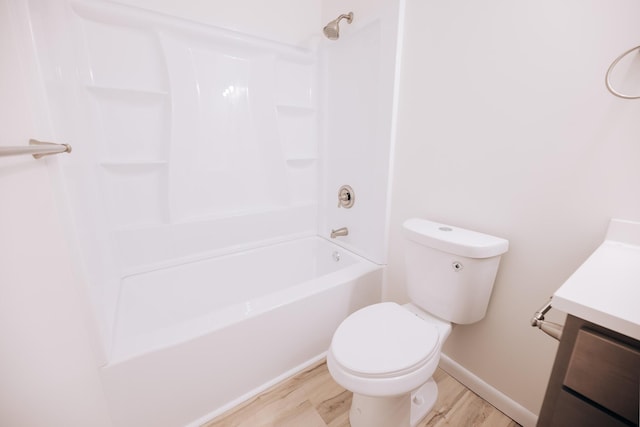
327;218;509;427
327;302;451;427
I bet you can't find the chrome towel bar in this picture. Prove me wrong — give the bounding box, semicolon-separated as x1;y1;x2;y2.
531;297;563;341
0;139;72;159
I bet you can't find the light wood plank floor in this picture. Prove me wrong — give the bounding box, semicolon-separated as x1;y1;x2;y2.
204;361;521;427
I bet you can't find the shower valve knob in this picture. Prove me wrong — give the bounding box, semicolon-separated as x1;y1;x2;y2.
337;185;355;208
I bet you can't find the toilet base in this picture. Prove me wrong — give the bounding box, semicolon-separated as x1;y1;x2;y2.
411;378;438;426
348;378;438;427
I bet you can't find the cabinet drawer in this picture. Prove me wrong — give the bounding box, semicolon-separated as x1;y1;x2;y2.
549;390;630;427
564;328;640;423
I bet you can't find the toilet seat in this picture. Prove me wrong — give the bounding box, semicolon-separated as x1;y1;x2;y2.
331;302;440;378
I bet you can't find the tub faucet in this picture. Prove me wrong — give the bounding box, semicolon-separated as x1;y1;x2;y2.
330;227;349;238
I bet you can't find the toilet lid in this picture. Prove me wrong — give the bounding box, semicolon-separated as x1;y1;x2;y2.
331;302;439;376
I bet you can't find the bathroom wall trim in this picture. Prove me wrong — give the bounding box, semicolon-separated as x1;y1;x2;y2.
439;354;538;427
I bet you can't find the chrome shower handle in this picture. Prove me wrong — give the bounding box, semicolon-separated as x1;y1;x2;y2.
337;185;355;208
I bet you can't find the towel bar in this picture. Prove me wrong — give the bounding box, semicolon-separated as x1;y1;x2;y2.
0;139;72;159
531;297;563;340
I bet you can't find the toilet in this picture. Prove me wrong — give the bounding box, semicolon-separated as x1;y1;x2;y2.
327;218;509;427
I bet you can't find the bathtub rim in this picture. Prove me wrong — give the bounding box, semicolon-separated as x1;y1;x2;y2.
108;234;382;365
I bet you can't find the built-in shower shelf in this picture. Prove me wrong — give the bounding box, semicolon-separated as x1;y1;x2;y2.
100;160;168;167
85;85;169;98
276;104;316;114
286;158;316;167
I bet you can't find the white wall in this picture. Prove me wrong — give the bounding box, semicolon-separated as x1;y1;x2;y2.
0;1;113;426
388;0;640;420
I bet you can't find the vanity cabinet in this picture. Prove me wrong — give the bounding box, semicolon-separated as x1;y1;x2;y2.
538;315;640;427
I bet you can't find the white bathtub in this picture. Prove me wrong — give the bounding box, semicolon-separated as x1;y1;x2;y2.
99;236;382;427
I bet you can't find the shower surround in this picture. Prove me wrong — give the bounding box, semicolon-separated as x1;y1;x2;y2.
23;0;404;425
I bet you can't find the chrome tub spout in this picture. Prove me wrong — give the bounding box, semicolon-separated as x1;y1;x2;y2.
330;227;349;238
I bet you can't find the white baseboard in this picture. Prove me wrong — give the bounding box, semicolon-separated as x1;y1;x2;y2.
439;354;538;427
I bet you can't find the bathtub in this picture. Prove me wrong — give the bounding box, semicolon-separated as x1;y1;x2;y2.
99;236;382;427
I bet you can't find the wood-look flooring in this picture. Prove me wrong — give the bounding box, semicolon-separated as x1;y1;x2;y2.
204;361;521;427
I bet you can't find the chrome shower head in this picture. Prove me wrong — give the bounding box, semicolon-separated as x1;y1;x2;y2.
323;12;353;40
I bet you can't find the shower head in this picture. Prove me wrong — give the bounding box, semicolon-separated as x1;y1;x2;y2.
323;12;353;40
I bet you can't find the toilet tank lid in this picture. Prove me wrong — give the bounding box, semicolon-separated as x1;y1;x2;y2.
403;218;509;258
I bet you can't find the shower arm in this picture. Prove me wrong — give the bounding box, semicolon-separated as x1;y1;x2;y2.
335;13;353;24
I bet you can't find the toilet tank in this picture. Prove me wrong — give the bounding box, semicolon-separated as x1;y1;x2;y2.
402;218;509;324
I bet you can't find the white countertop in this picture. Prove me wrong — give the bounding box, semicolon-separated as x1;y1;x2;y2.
552;219;640;342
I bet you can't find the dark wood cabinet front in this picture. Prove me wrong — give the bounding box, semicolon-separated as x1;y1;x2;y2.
538;315;640;427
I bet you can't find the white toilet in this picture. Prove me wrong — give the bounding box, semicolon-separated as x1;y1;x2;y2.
327;218;509;427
